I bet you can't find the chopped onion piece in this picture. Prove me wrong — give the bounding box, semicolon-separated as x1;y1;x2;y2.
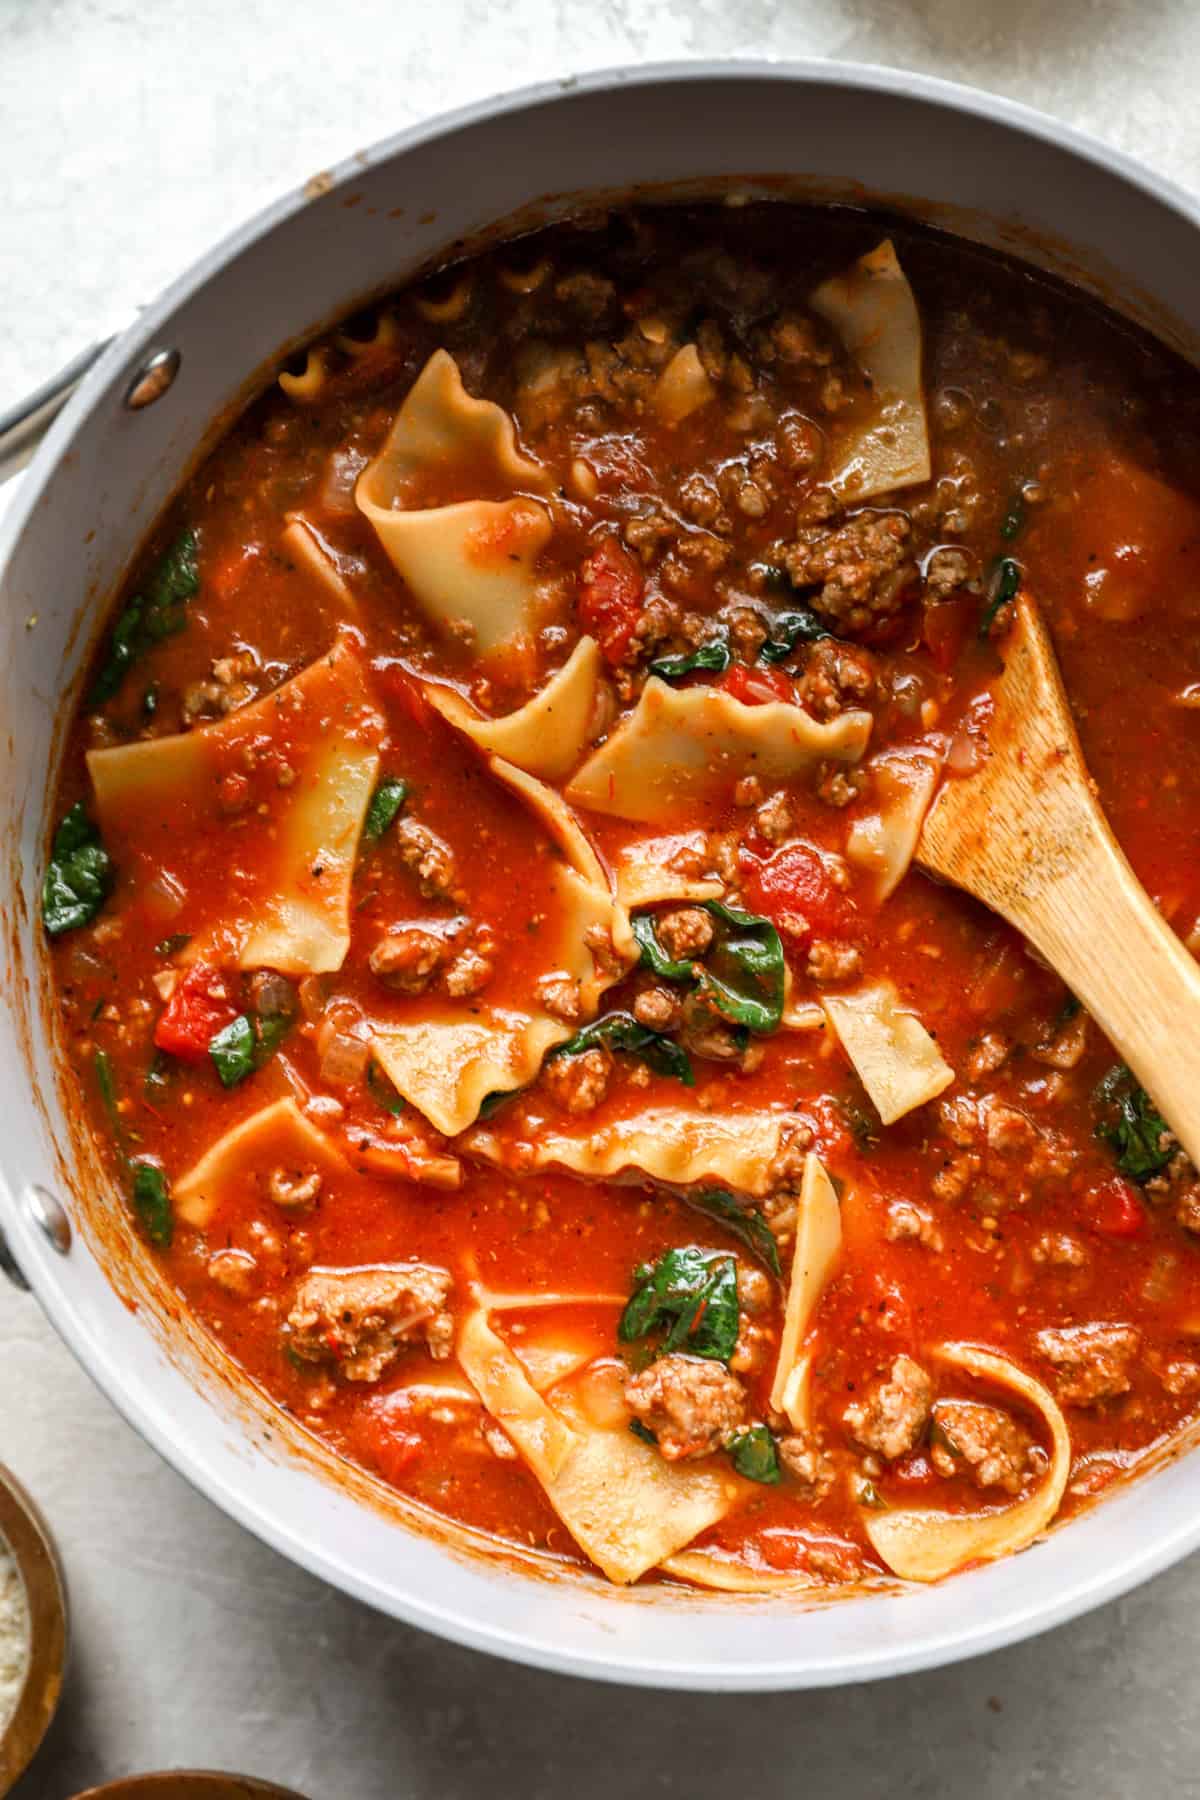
318;1029;370;1086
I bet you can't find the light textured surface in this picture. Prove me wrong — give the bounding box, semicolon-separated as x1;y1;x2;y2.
5;3;1200;1795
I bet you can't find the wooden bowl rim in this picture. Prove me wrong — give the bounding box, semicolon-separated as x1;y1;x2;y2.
0;1462;68;1798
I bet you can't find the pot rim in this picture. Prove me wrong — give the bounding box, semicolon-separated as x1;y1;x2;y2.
6;57;1200;1691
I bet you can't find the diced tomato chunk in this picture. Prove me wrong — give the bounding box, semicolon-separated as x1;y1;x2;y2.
578;537;644;665
1085;1174;1148;1240
922;595;975;671
718;662;794;705
741;839;856;945
891;1451;936;1486
207;543;262;604
348;1397;424;1488
375;660;434;728
153;962;239;1062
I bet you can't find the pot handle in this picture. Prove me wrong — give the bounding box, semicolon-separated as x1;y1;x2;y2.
0;338;112;482
0;1220;31;1291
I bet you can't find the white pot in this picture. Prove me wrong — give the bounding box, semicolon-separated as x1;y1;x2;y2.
3;62;1199;1690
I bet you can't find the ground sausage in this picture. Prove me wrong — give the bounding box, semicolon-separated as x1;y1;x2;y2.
777;1433;837;1500
369;927;446;993
653;906;714;961
806;939;862;984
783;511;914;634
1035;1322;1141;1406
843;1354;932;1460
285;1262;454;1382
394;817;459;899
623;1353;746;1460
632;985;684;1032
542;1046;610;1114
930;1399;1033;1494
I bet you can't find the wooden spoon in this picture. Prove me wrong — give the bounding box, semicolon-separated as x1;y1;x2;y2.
916;590;1200;1169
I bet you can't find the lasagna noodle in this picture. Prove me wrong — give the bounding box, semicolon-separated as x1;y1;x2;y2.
653;343;717;425
821;981;954;1124
369;862;626;1137
810;238;932;500
280;514;358;609
87;642;381;975
368;753;632;1135
468;1107;792;1197
356;349;555;652
457;1308;739;1584
566;677;872;824
863;1344;1071;1581
770;1153;843;1427
422;636;601;782
174;1098;350;1229
614;832;726;908
845;748;941;902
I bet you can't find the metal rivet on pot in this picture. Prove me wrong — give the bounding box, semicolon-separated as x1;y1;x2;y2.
123;347;180;411
26;1185;71;1255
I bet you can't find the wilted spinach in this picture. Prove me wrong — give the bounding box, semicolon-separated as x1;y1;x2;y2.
633;900;785;1034
687;1187;781;1276
363;776;410;841
209;1009;293;1089
42;802;114;936
619;1246;740;1362
1094;1064;1174;1182
552;1012;694;1085
758;606;829;663
648;639;732;682
90;528;200;704
729;1424;782;1484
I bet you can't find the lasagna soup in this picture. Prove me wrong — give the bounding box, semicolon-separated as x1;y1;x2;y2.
45;205;1200;1591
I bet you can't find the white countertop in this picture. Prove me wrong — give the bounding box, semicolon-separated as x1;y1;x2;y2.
6;4;1200;1793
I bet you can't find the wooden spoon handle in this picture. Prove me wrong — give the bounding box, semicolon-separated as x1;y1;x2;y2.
1017;809;1200;1170
918;594;1200;1168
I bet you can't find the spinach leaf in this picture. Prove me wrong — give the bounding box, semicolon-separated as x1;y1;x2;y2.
979;556;1021;637
90;528;200;704
634;901;785;1034
92;1051;173;1247
729;1424;782;1484
649;639;731;682
477;1087;519;1120
629;1418;658;1446
619;1247;740;1362
367;1060;405;1116
209;1015;255;1087
700;900;786;1033
759;606;829;663
43;802;114;936
131;1161;174;1249
552;1012;694;1086
364;776;409;841
144;1049;173;1098
631;912;695;982
688;1187;781;1277
1094;1064;1174;1182
209;1010;293;1089
94;1048;124;1145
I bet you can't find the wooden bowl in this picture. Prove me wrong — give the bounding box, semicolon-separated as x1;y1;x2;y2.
0;1464;68;1796
69;1778;309;1799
